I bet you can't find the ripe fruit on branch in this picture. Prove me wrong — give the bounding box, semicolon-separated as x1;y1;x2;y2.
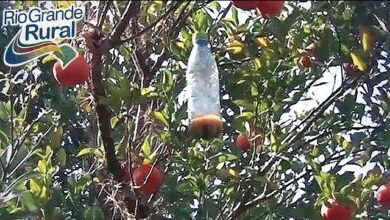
232;0;260;11
53;54;90;87
321;199;353;220
300;54;312;68
188;114;223;139
132;164;164;195
258;1;284;18
377;182;390;208
236;134;251;151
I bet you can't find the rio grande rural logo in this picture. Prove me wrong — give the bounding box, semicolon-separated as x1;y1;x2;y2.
2;6;84;68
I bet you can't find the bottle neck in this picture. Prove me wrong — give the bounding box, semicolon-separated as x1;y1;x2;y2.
195;39;208;46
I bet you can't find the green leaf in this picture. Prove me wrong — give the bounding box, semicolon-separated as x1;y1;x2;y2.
141;137;152;157
271;133;281;152
83;206;105;220
4;171;39;196
151;111;169;127
232;117;246;133
21;192;38;212
57;148;66;167
218;153;239;163
291;159;304;173
315;172;336;197
207;1;221;12
177;181;192;193
307;159;321;175
163;70;174;93
311;146;322;157
237;112;254;121
362;173;381;188
233;100;255;111
119;45;131;61
77;147;104;158
204;198;218;218
194;11;208;31
0;130;9;145
110;116;120;129
170;42;183;59
231;7;239;26
341;140;353;153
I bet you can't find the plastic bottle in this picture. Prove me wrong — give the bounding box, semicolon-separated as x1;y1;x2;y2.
186;32;222;139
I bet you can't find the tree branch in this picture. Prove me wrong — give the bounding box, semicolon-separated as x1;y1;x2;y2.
117;2;182;45
110;1;141;43
97;1;111;30
96;1;141;53
90;52;122;179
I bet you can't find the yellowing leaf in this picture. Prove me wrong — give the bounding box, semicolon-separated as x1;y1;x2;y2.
39;186;49;203
37;160;46;174
216;168;240;179
271;133;279;152
342;139;353;153
29;178;49;204
56;1;75;8
143;153;157;165
253;58;261;69
362;173;381;188
227;38;246;55
176;41;186;49
350;50;369;72
228;169;240;179
77;147;104;159
81;102;93;113
141;137;152;157
256;37;270;48
151;111;169;127
359;26;375;53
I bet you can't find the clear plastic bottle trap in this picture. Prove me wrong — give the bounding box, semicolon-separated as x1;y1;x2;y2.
186;32;222;139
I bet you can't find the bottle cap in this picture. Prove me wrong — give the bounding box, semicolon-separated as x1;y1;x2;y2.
193;31;208;42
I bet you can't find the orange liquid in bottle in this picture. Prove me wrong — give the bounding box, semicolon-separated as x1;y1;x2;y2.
188;114;223;139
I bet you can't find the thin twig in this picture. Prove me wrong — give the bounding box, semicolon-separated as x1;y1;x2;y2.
117;2;182;45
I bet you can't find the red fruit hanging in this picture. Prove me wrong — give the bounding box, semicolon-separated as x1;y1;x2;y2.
377;182;390;209
132;164;164;195
320;199;353;220
300;54;312;68
236;133;251;151
53;54;90;87
258;1;284;18
232;0;260;11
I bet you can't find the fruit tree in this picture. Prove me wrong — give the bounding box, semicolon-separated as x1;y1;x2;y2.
0;1;390;219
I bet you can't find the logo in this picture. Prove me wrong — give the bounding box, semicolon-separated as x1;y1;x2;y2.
2;6;84;67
